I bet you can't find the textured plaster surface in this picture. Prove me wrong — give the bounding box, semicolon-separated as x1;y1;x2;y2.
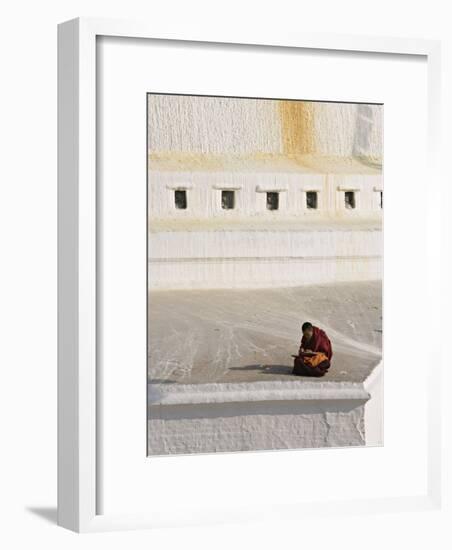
147;227;382;289
147;96;382;291
147;95;382;161
148;154;382;174
149;218;382;233
147;170;383;221
148;281;382;386
148;400;366;454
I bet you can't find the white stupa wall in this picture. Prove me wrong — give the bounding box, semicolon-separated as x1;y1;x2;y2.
148;399;367;454
149;255;381;290
147;95;382;290
148;95;382;159
149;227;381;260
148;171;382;220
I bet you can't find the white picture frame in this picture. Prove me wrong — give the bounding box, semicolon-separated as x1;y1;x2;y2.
58;17;445;533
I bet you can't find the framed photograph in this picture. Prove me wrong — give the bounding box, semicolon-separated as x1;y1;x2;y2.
145;92;383;456
58;18;445;532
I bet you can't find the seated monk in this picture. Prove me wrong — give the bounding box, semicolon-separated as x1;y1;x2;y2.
292;322;333;377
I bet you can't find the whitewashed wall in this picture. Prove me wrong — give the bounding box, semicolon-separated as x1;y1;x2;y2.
147;94;383;289
148;229;382;289
148;170;382;220
148;95;383;159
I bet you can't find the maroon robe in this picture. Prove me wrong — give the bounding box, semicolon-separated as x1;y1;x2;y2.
292;326;332;377
300;326;333;360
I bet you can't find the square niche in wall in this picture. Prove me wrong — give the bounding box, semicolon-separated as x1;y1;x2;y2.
266;192;279;210
221;190;235;210
306;191;318;209
174;189;187;209
344;191;356;209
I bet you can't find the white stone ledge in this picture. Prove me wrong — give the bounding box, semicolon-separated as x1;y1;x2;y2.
165;183;194;190
337;184;362;191
149;254;381;263
255;184;288;192
212;183;243;190
148;380;370;406
300;185;323;192
148;221;382;233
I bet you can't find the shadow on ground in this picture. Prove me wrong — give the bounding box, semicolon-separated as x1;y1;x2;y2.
26;506;57;525
229;364;294;376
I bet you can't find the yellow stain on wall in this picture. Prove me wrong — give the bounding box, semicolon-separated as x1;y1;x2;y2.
279;100;316;155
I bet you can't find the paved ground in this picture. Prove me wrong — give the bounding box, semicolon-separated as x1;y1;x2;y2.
147;281;382;385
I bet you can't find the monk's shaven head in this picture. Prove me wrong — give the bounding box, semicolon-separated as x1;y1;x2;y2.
302;322;314;340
